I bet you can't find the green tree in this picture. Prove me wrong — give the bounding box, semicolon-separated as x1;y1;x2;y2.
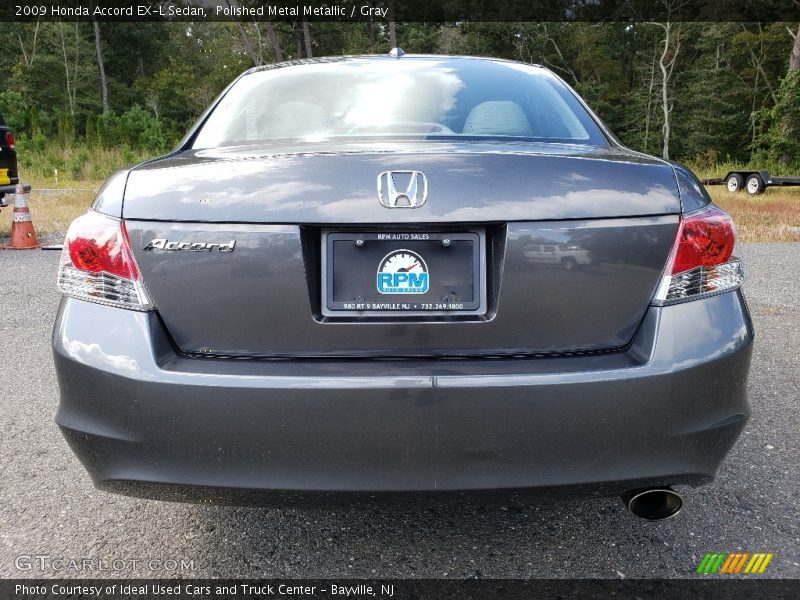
757;69;800;167
675;24;750;162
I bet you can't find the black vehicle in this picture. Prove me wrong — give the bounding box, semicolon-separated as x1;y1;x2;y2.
0;112;19;207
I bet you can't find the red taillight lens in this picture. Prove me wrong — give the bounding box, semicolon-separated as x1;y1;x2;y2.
654;205;743;304
670;206;735;275
58;212;151;310
4;131;15;149
65;213;139;280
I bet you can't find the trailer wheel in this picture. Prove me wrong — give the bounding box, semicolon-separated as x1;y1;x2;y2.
726;173;744;193
746;174;765;195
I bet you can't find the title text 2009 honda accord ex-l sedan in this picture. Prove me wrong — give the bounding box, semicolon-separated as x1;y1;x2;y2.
53;54;752;519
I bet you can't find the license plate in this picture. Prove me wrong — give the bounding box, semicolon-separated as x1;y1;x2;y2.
322;231;486;316
0;169;9;185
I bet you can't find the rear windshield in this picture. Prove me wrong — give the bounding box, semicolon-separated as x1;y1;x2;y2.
192;58;608;148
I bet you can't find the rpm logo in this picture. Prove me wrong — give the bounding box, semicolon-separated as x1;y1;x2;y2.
377;249;429;294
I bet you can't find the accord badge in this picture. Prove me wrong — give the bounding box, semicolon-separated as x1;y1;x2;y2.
143;239;236;252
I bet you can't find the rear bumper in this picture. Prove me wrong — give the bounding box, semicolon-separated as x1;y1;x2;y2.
53;291;753;502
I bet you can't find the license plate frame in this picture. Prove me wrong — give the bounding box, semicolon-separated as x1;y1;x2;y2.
321;229;486;317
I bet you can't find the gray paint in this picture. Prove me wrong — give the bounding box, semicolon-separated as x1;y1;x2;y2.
56;55;750;501
126;216;677;357
121;143;681;223
121;138;683;357
53;290;752;494
672;163;714;213
91;169;128;217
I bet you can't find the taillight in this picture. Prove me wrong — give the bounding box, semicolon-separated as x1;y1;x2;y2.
654;206;743;303
4;131;15;150
57;212;152;310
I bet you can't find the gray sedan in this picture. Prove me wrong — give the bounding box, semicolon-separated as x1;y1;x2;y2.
52;53;751;520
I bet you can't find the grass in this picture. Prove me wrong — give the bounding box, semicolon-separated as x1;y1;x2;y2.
1;143;151;245
0;178;98;245
1;149;799;244
690;161;800;240
710;186;800;242
17;143;155;185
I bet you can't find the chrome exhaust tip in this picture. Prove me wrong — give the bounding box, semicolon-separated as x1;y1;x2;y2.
621;487;683;520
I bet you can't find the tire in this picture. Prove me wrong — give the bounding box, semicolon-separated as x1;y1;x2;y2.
725;173;744;193
561;257;577;271
746;174;765;195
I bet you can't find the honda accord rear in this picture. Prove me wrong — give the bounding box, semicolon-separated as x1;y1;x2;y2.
53;55;752;515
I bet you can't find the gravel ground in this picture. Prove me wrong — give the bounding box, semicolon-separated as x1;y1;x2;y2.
0;244;798;579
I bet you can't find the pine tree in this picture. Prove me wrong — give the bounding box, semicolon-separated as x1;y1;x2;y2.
85;114;96;147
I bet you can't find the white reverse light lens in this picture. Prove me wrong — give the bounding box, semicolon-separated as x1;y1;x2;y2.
654;259;744;303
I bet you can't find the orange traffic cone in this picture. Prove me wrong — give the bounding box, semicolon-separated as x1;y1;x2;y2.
1;183;40;250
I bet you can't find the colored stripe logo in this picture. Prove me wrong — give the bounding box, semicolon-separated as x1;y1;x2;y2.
696;552;773;574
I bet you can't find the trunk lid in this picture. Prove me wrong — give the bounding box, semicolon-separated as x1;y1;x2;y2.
124;143;680;358
122;141;679;223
